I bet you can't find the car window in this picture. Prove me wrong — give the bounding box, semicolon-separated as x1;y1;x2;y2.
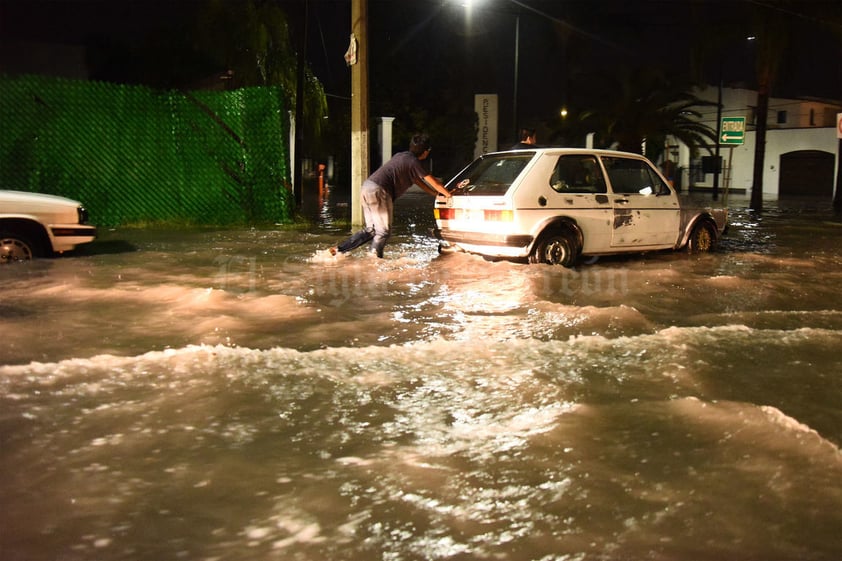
549;155;607;193
448;153;533;195
601;157;671;195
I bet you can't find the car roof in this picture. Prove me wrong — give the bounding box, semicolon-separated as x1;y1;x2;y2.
485;147;649;159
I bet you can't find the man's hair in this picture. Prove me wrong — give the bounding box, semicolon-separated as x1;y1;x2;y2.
519;128;536;142
409;133;431;156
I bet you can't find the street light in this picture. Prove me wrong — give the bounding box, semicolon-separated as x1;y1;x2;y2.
451;0;520;140
453;0;521;142
512;10;520;139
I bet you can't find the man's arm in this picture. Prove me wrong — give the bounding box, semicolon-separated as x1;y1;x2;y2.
417;174;451;198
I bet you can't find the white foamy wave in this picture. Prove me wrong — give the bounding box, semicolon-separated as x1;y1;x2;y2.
686;309;842;331
2;323;839;381
663;397;841;456
759;405;835;445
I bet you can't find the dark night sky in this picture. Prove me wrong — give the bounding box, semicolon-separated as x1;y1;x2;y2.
292;0;841;147
2;0;840;130
302;1;842;96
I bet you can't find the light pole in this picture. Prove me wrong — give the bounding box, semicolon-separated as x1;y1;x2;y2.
512;11;520;140
456;0;521;142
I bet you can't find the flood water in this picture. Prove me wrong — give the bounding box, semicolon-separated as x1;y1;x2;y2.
2;189;841;560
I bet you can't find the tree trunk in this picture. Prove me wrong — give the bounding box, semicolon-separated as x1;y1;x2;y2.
750;86;768;211
833;138;842;214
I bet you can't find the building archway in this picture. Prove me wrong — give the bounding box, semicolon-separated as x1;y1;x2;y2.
779;150;834;198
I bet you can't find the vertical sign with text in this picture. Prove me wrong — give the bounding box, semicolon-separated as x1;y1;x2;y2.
474;94;498;158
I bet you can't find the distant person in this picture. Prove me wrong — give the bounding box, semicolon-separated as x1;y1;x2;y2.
510;128;537;150
330;133;451;258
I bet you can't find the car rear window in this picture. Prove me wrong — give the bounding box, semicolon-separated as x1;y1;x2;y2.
448;153;533;195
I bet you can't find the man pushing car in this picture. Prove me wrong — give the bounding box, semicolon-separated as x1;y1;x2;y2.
329;133;451;258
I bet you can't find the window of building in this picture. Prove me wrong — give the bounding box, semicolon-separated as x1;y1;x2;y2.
777;110;787;124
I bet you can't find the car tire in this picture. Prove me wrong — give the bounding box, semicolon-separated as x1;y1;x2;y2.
687;220;716;253
0;232;36;262
530;231;579;267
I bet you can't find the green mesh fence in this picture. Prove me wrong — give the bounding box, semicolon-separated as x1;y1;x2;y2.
0;75;292;226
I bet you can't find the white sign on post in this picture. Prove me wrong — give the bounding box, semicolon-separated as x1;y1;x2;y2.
474;94;498;159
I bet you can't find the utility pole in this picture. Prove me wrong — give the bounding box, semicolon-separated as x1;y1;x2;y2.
350;0;369;226
512;11;520;141
293;0;308;208
833;136;842;214
750;85;768;212
712;65;722;201
833;113;842;214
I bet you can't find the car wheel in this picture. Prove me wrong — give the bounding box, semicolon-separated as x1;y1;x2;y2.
0;233;35;262
530;231;579;267
687;221;716;253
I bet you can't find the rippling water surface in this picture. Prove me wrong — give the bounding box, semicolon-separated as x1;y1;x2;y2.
2;191;841;560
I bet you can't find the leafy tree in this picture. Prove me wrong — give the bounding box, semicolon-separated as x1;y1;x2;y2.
193;0;327;135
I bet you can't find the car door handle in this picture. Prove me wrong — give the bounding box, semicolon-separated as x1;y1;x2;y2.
615;198;630;204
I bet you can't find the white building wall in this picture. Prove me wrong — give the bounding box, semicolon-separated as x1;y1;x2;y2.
694;86;840;130
679;86;841;198
723;127;839;197
692;127;838;197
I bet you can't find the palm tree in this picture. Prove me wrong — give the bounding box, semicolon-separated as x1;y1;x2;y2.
553;68;717;163
748;5;790;212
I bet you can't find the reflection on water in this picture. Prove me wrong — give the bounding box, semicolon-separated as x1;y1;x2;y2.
2;191;842;560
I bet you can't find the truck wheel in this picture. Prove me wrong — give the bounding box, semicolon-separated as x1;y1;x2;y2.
530;231;579;267
0;233;35;262
687;221;716;253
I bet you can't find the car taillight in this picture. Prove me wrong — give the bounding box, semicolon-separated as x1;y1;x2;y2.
435;208;456;220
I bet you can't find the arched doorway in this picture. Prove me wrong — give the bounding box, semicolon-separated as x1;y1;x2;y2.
779;150;834;198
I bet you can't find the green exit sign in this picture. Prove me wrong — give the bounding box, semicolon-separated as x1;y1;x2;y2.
720;117;746;145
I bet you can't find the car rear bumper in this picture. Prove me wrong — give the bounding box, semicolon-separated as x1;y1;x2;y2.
431;227;532;248
430;227;533;258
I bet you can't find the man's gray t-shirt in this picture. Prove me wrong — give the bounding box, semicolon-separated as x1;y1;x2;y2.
368;151;427;200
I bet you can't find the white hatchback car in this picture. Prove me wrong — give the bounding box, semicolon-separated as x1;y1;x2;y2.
0;190;97;262
433;148;727;266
